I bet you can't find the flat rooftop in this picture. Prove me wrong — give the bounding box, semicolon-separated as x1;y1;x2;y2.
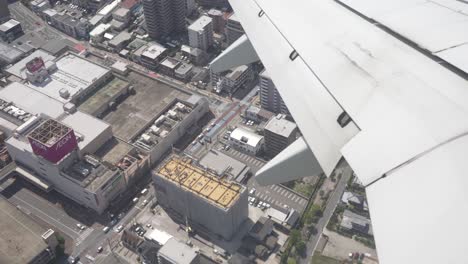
1;82;111;153
64;159;119;192
78;77;130;115
188;15;212;32
6;52;111;103
0;198;49;264
157;157;243;209
102;71;189;141
158;238;198;264
264;115;297;138
199;149;249;180
133;100;193;151
142;43;167;60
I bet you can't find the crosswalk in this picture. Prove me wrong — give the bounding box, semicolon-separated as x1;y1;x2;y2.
75;227;94;246
225;149;265;167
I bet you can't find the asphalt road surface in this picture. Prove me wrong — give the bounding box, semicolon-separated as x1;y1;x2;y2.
300;163;353;264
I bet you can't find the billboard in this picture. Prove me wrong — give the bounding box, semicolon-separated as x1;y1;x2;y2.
28;129;78;163
26;57;45;73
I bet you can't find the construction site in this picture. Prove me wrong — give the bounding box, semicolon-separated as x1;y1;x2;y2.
152;155;249;240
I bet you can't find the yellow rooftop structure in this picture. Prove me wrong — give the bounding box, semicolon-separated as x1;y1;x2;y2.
157;157;243;208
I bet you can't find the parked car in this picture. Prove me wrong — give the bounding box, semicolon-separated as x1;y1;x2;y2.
103;226;110;233
97;246;103;253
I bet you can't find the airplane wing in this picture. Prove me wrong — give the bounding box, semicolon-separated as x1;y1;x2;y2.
212;0;468;262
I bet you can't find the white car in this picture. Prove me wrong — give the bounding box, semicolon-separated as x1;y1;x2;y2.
115;225;124;233
249;188;256;195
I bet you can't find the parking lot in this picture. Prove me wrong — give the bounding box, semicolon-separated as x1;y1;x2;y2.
102;71;190;142
248;180;308;213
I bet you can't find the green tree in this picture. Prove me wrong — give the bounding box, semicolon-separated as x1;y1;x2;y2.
295;241;307;256
289;229;301;245
287;258;297;264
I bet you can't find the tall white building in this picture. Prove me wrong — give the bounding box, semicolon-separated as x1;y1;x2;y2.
188;15;213;51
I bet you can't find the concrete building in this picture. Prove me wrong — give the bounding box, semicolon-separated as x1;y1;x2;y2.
225;14;244;45
181;45;207;66
244;106;274;123
142;0;186;39
159;57;181;77
207;9;225;33
188;15;213;51
198;149;250;183
0;0;10;23
211;64;254;94
153;156;248;240
158;238;200;264
6;50;112;105
0;19;23;42
0;42;24;66
0;198;57;264
264;114;298;157
108;31;133;51
134;95;209;165
31;0;51;12
41;5;90;40
89;23;111;43
174;62;193;81
259;70;290;115
228;127;264;155
0;82;124;214
139;42;168;70
111;8;131;30
340;210;373;236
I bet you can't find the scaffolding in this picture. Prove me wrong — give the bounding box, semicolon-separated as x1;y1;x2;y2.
29;119;72;147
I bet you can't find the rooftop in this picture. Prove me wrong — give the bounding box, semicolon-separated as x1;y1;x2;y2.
188;15;213;32
78;77;129;115
134;100;193;151
1;82;111;153
341;210;373;235
175;62;193;75
158;238;199;264
142;43;167;60
145;228;173;245
98;0;120;16
207;8;223;16
181;45;203;56
120;0;139;9
264;114;297;138
0;42;23;63
226;65;248;80
7;52;111;103
64;158;120;192
230;127;263;147
6;49;55;78
0;19;21;32
198;149;249;180
157;157;244;209
113;7;130;17
29;119;72;147
0;198;50;264
90;23;111;37
160;57;180;70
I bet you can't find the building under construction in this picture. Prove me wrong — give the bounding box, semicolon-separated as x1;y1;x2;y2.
152;156;248;240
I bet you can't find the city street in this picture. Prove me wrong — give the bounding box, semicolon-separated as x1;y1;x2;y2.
300;162;353;264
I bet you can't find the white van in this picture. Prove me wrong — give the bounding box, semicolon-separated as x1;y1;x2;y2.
141;188;148;195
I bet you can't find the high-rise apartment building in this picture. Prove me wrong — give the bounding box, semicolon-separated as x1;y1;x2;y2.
0;0;10;23
142;0;186;39
264;114;298;157
188;15;213;51
259;70;290;115
225;13;244;45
